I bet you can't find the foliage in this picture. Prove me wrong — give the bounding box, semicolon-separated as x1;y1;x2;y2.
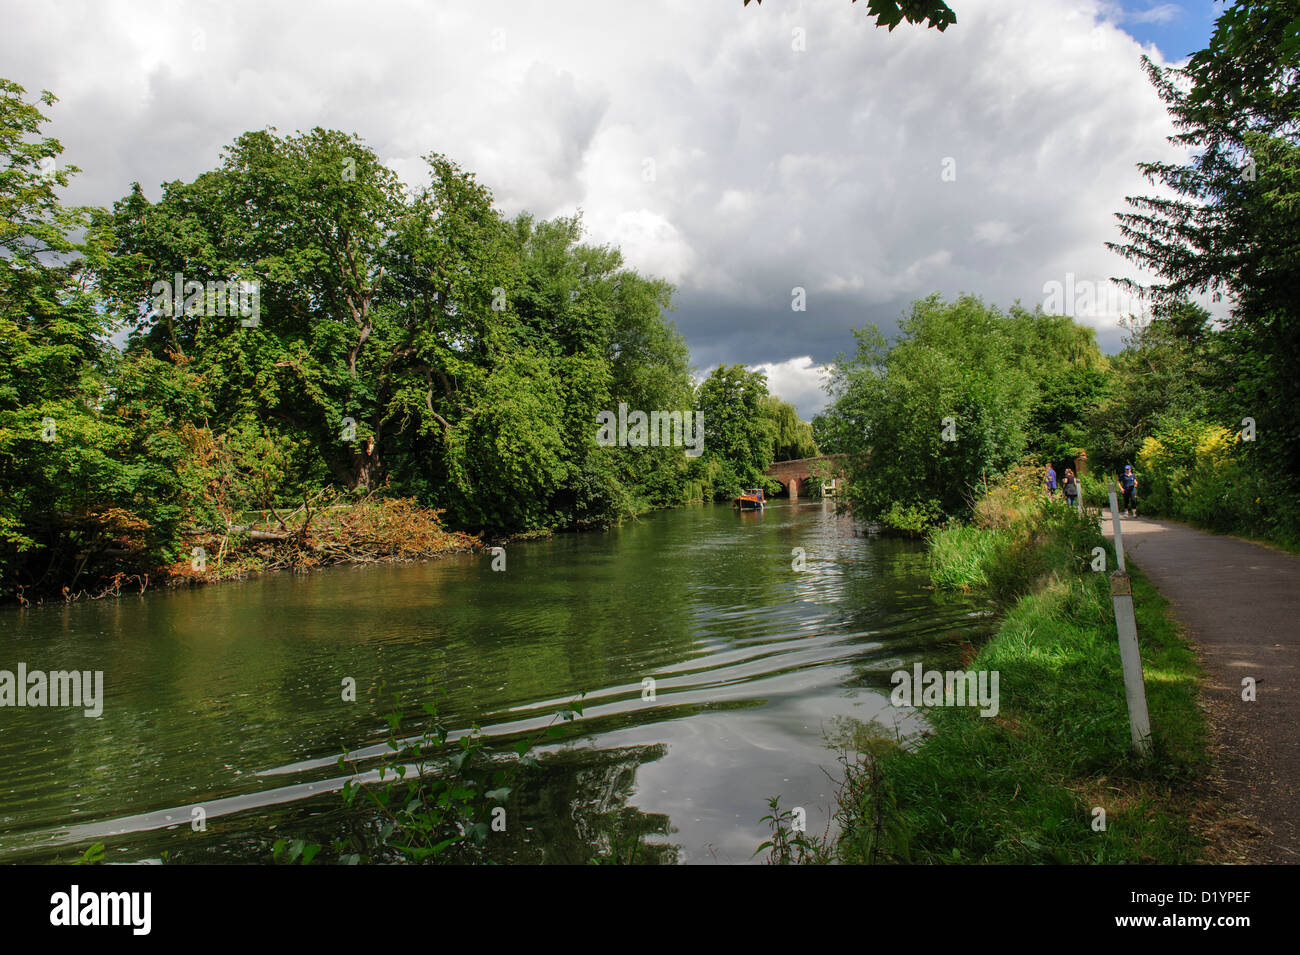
876;499;945;536
926;524;1010;590
756;795;832;865
694;364;775;499
274;689;586;864
1108;0;1300;543
1134;418;1290;544
0;80;190;598
816;295;1102;530
85;125;713;543
934;461;1103;601
762;394;818;462
744;0;956;31
74;841;106;865
1085;302;1218;477
2;80;796;597
1076;470;1108;511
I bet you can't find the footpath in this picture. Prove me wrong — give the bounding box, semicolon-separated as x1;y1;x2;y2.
1103;513;1300;863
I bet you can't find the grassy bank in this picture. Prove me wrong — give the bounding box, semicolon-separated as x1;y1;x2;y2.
818;466;1210;864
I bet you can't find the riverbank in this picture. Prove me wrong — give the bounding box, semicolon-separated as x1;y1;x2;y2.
830;474;1211;863
15;497;482;606
12;488;812;606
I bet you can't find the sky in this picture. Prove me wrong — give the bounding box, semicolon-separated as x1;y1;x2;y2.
2;0;1225;419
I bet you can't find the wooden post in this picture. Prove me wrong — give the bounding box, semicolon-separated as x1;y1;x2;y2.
1107;483;1150;754
1075;452;1088;512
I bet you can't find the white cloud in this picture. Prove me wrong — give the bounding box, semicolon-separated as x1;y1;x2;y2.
749;356;832;421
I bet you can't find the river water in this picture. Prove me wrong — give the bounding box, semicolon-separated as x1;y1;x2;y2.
0;501;992;864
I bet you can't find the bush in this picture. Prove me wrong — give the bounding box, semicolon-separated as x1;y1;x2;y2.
1136;419;1270;535
1077;471;1107;509
877;499;945;536
971;460;1047;529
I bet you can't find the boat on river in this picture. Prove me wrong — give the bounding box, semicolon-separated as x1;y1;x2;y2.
734;488;765;511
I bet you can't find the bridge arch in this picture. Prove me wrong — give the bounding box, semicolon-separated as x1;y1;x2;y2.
764;454;849;499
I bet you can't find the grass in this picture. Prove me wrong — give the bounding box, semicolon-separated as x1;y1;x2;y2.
825;467;1210;864
926;525;1009;591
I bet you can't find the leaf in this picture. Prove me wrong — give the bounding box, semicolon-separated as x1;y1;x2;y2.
75;841;106;865
429;837;460;855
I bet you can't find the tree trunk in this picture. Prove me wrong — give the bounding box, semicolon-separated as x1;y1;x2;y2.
351;436;380;490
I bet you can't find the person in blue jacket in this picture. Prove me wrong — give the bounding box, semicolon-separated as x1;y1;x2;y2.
1120;464;1138;518
1045;464;1057;497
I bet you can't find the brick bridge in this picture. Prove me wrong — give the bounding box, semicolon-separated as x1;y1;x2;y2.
764;454;849;499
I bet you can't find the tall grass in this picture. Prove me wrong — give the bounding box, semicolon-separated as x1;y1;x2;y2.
826;463;1210;864
927;526;1009;591
930;460;1101;602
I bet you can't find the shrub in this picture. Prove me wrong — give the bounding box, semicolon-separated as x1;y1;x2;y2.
877;499;945;536
1136;419;1268;534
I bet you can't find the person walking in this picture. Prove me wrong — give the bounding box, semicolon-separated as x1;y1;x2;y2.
1120;464;1138;518
1062;468;1078;508
1045;464;1058;497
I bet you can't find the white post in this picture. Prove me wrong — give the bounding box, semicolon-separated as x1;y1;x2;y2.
1107;482;1126;573
1105;482;1149;754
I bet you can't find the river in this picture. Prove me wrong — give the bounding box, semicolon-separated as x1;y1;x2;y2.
0;500;992;864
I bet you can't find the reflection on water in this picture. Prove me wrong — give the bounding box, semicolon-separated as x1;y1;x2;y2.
0;501;991;864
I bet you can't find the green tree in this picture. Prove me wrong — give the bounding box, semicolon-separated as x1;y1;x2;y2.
93;129;699;536
763;394;818;462
818;295;1039;528
94;131;519;495
0;79;187;597
1086;301;1217;476
1108;0;1300;534
695;365;775;498
1005;308;1107;470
